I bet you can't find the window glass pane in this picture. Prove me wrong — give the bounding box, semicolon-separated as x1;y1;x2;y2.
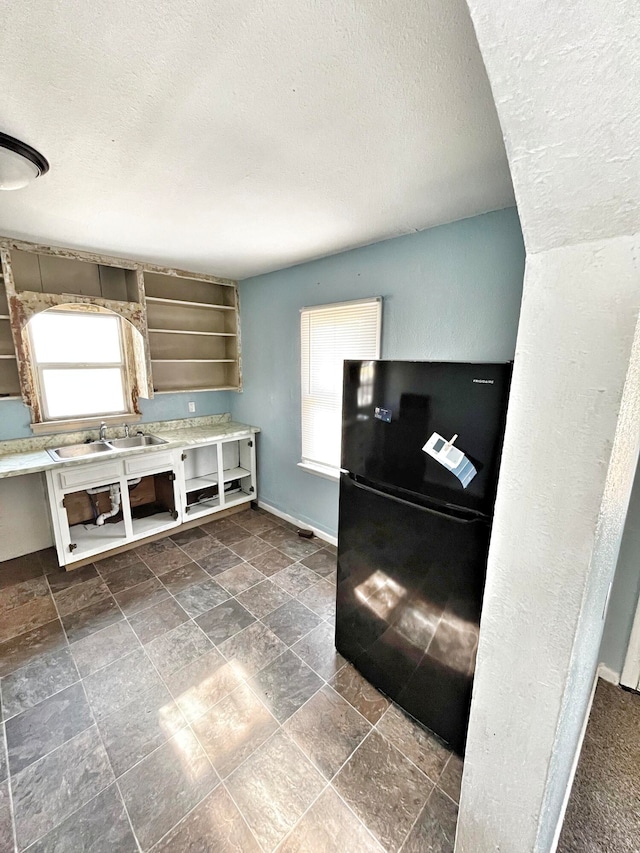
30;312;122;364
301;299;381;469
42;368;126;418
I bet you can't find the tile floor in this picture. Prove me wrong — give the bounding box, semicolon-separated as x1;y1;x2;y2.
0;507;461;852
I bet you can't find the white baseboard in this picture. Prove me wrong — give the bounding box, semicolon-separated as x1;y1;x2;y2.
597;663;620;685
549;666;600;852
256;500;338;547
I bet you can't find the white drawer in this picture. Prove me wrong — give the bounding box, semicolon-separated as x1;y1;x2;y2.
58;460;123;490
124;450;175;476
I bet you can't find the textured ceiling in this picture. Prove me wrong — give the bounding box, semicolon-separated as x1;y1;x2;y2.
0;0;514;279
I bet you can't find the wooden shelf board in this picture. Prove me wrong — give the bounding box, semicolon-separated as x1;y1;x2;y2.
146;296;235;311
153;386;240;394
0;355;16;360
185;467;251;493
148;328;236;337
151;358;235;364
0;315;10;320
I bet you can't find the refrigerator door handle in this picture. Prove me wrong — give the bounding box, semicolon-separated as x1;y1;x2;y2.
349;477;484;525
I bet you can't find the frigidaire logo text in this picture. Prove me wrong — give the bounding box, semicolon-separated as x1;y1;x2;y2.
473;379;494;384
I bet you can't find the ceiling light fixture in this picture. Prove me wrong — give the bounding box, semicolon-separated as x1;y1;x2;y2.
0;131;49;190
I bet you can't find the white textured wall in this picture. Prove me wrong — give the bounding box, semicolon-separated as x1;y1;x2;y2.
459;0;640;850
0;474;52;561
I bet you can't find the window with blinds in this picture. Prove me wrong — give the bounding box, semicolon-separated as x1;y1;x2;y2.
300;297;382;474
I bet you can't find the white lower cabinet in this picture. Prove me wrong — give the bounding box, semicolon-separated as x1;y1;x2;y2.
46;432;257;567
182;434;257;521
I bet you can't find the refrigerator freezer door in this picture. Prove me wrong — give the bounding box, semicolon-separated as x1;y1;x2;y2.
335;473;490;754
341;360;511;515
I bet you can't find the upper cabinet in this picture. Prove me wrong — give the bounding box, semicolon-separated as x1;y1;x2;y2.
144;270;240;393
0;239;241;410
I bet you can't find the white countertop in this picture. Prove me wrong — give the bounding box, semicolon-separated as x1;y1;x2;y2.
0;419;260;480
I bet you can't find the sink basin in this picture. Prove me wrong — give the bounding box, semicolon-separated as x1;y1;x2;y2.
47;441;113;461
106;434;168;449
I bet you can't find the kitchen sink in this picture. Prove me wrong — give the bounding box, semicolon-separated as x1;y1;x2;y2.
106;434;168;449
47;441;113;461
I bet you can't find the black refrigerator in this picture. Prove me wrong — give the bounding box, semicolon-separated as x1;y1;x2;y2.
336;360;511;755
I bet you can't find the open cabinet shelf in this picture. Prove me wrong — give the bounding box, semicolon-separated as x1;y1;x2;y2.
144;270;240;393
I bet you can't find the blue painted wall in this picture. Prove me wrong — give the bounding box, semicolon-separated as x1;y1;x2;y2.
0;391;232;441
231;207;526;536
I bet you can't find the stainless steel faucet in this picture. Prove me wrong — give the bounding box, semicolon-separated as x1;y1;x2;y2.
122;423;130;438
99;421;107;441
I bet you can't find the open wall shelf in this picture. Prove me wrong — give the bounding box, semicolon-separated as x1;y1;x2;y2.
144;271;240;393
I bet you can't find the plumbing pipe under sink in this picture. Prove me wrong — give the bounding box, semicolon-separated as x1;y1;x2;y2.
86;478;141;525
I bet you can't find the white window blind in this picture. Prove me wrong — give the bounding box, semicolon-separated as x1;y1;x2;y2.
301;297;381;472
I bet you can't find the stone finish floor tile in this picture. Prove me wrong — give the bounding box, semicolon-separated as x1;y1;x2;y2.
249;650;323;724
215;562;264;596
300;549;337;579
377;704;452;783
228;535;271;562
69;620;138;678
113;577;169;617
291;622;345;681
101;561;154;594
46;564;98;594
284;686;371;780
11;726;114;851
0;725;6;783
195;544;245;576
118;728;218;851
330;664;390;724
192;683;279;778
0;781;13;853
0;596;58;644
97;683;186;777
166;648;244;723
53;577;112;618
174;578;230;617
145;620;213;678
170;526;208;547
6;682;94;775
0;575;49;614
400;787;458;853
1;647;79;720
129;597;189;645
0;620;66;679
233;509;280;535
272;564;321;597
262;600;323;647
0;512;465;853
195;599;255;645
296;578;336;620
83;648;164;722
226;729;325;852
218;622;287;678
158;561;209;595
236;579;292;618
334;730;432;852
95;550;146;574
438;753;463;804
25;783;137;853
60;596;123;644
0;556;44;591
179;535;220;562
153;785;261;853
135;539;191;574
247;547;295;577
277;786;384;853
